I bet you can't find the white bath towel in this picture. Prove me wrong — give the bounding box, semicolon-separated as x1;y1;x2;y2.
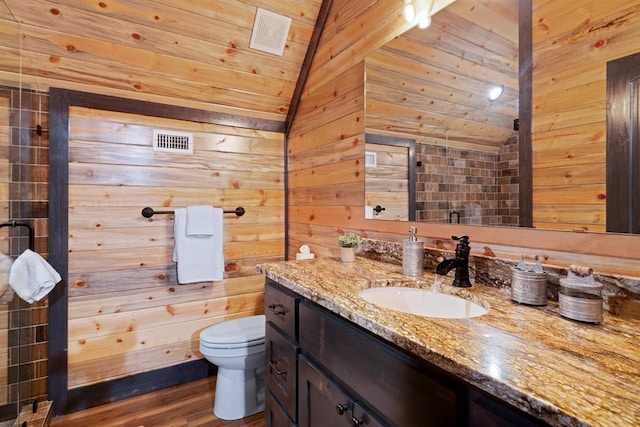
9;249;61;304
173;207;224;284
186;205;215;236
0;251;13;298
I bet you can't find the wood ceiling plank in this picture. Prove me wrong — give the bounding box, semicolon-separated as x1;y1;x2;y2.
0;46;290;119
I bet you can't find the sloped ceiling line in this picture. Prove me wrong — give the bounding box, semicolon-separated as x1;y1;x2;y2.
285;0;334;136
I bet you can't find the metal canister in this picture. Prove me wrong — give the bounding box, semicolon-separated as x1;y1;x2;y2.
511;268;547;305
559;277;603;323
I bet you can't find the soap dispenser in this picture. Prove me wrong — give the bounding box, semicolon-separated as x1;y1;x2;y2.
402;227;424;277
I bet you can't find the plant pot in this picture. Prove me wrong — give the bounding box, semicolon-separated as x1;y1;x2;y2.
341;247;356;262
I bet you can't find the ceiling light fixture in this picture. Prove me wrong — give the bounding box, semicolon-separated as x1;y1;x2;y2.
416;9;432;29
488;85;504;101
403;0;432;29
403;0;415;22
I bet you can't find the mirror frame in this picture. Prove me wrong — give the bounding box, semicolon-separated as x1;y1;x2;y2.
519;0;533;228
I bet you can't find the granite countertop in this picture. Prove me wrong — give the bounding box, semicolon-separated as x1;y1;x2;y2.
257;256;640;427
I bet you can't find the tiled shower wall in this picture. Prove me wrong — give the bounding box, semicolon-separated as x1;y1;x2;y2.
496;136;520;227
0;87;49;421
415;136;519;226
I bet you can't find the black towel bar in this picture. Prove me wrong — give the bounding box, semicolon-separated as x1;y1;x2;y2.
0;220;34;250
141;207;245;218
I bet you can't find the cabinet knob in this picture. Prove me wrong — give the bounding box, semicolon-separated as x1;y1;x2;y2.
336;403;347;415
352;416;363;427
267;303;287;316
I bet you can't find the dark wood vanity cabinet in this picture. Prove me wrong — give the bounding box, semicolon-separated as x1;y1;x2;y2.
265;279;547;427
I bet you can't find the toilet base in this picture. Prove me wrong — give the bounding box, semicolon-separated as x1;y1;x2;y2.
213;366;265;420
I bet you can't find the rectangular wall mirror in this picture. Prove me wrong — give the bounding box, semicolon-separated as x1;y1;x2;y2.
364;0;637;234
365;0;520;226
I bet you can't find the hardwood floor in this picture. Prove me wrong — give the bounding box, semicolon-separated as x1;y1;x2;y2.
50;377;266;427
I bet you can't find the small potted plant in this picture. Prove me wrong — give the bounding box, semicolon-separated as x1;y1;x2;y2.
337;232;360;262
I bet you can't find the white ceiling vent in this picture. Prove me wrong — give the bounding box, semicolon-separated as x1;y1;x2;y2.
153;129;193;154
249;8;291;56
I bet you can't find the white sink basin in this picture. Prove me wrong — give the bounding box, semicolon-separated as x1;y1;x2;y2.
358;287;488;319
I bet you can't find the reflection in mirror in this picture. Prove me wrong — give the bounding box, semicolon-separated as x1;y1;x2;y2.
364;134;416;221
365;0;520;225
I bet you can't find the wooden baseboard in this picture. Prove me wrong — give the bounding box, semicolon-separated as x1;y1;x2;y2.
66;359;214;414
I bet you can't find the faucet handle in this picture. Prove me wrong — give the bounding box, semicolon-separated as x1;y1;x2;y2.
452;235;470;255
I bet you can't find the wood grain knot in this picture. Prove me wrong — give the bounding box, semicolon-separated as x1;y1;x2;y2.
593;39;607;48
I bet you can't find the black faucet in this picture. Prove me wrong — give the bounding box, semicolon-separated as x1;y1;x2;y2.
435;235;472;287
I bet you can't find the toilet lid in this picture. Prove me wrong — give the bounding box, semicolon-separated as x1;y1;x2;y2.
200;314;265;346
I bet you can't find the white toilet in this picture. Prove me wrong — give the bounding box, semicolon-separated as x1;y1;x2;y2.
199;314;266;420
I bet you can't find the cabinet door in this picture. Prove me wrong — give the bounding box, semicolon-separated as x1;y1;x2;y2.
265;389;295;427
468;390;546;427
298;356;385;427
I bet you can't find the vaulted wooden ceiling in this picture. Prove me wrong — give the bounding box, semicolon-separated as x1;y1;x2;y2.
366;0;519;152
1;0;517;144
0;0;325;130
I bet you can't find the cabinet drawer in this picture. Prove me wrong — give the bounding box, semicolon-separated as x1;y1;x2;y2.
266;322;299;421
265;389;296;427
265;280;298;339
299;301;463;427
298;356;385;427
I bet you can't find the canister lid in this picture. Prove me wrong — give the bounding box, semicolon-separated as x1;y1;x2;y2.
559;277;602;290
512;267;547;278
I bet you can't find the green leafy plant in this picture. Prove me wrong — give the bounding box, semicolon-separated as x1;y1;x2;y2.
337;232;360;248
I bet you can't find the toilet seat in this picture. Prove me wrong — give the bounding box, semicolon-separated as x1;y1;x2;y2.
200;315;265;348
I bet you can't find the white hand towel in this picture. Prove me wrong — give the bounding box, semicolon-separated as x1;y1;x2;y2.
364;205;374;219
186;205;215;236
9;249;61;304
0;251;13;298
173;207;224;284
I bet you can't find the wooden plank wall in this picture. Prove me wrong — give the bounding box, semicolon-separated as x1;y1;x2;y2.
287;0;415;257
66;106;284;388
287;0;640;276
364;0;518;153
531;0;640;232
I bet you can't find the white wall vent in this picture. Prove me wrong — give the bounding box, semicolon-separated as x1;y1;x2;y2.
153;129;193;154
365;151;377;167
249;8;291;56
